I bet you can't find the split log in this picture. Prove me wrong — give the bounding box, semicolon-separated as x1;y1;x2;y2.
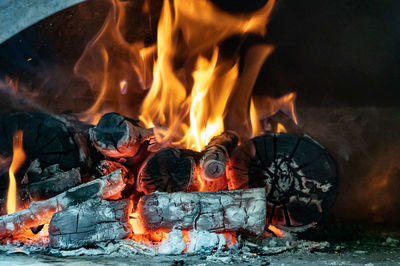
0;169;126;238
49;198;132;249
138;188;266;235
89;112;153;158
227;133;337;227
138;148;200;194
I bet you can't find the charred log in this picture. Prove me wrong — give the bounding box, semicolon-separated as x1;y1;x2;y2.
49;198;132;249
0;169;126;238
201;131;238;180
89;112;153;159
199;131;238;191
0;166;82;215
0;112;87;176
138;188;266;235
227;133;337;227
138;148;200;194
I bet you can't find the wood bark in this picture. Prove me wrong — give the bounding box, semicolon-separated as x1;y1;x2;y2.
89;112;153;158
227;133;337;227
49;198;132;249
0;169;126;238
138;188;266;235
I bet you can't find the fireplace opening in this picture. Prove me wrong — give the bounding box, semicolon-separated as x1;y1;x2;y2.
0;0;399;264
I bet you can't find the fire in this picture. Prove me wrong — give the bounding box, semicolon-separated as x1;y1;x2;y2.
7;131;26;214
276;123;287;133
267;225;284;238
77;0;276;150
250;97;261;137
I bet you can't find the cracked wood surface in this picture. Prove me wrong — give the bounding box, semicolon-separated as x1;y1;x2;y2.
138;188;266;235
0;169;125;238
49;198;132;249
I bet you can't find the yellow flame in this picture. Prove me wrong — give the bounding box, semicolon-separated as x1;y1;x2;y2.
139;0;275;150
7;131;26;214
276;123;287;133
250;97;261;137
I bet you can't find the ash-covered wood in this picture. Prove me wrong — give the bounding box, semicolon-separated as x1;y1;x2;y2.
89;112;153;158
200;131;238;180
227;133;337;227
138;148;200;194
138;188;266;235
0;169;126;238
49;198;132;249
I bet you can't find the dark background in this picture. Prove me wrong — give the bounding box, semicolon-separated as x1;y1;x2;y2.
1;0;400;225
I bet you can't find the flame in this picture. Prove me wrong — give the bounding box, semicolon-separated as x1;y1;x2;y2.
267;225;284;238
251;92;298;127
250;97;261;137
136;0;275;150
7;131;26;214
276;123;287;133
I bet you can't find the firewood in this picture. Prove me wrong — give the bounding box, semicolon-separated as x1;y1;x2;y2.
0;169;126;239
89;112;153;158
49;198;132;249
21;167;82;202
0;167;82;215
199;131;238;191
137;148;200;194
227;133;337;227
137;188;266;235
201;131;238;179
0;112;85;175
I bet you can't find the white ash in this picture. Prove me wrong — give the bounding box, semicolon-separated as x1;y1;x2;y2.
158;229;186;255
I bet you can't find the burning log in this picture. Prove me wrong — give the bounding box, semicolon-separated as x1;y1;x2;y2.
0;169;126;239
89;112;153;159
227;133;337;227
138;148;200;194
137;188;266;235
49;198;132;249
199;131;238;191
201;131;238;179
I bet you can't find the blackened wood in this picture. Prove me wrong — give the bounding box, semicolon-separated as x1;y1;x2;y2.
21;167;82;204
0;169;126;238
0;112;83;175
138;148;199;194
89;112;153;158
0;167;82;215
138;188;266;235
227;133;337;227
49;198;132;249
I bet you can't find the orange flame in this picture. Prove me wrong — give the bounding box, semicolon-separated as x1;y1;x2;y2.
136;0;275;150
7;131;26;214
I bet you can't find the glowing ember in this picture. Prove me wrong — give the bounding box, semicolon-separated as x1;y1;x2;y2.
7;131;26;214
267;225;284;238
